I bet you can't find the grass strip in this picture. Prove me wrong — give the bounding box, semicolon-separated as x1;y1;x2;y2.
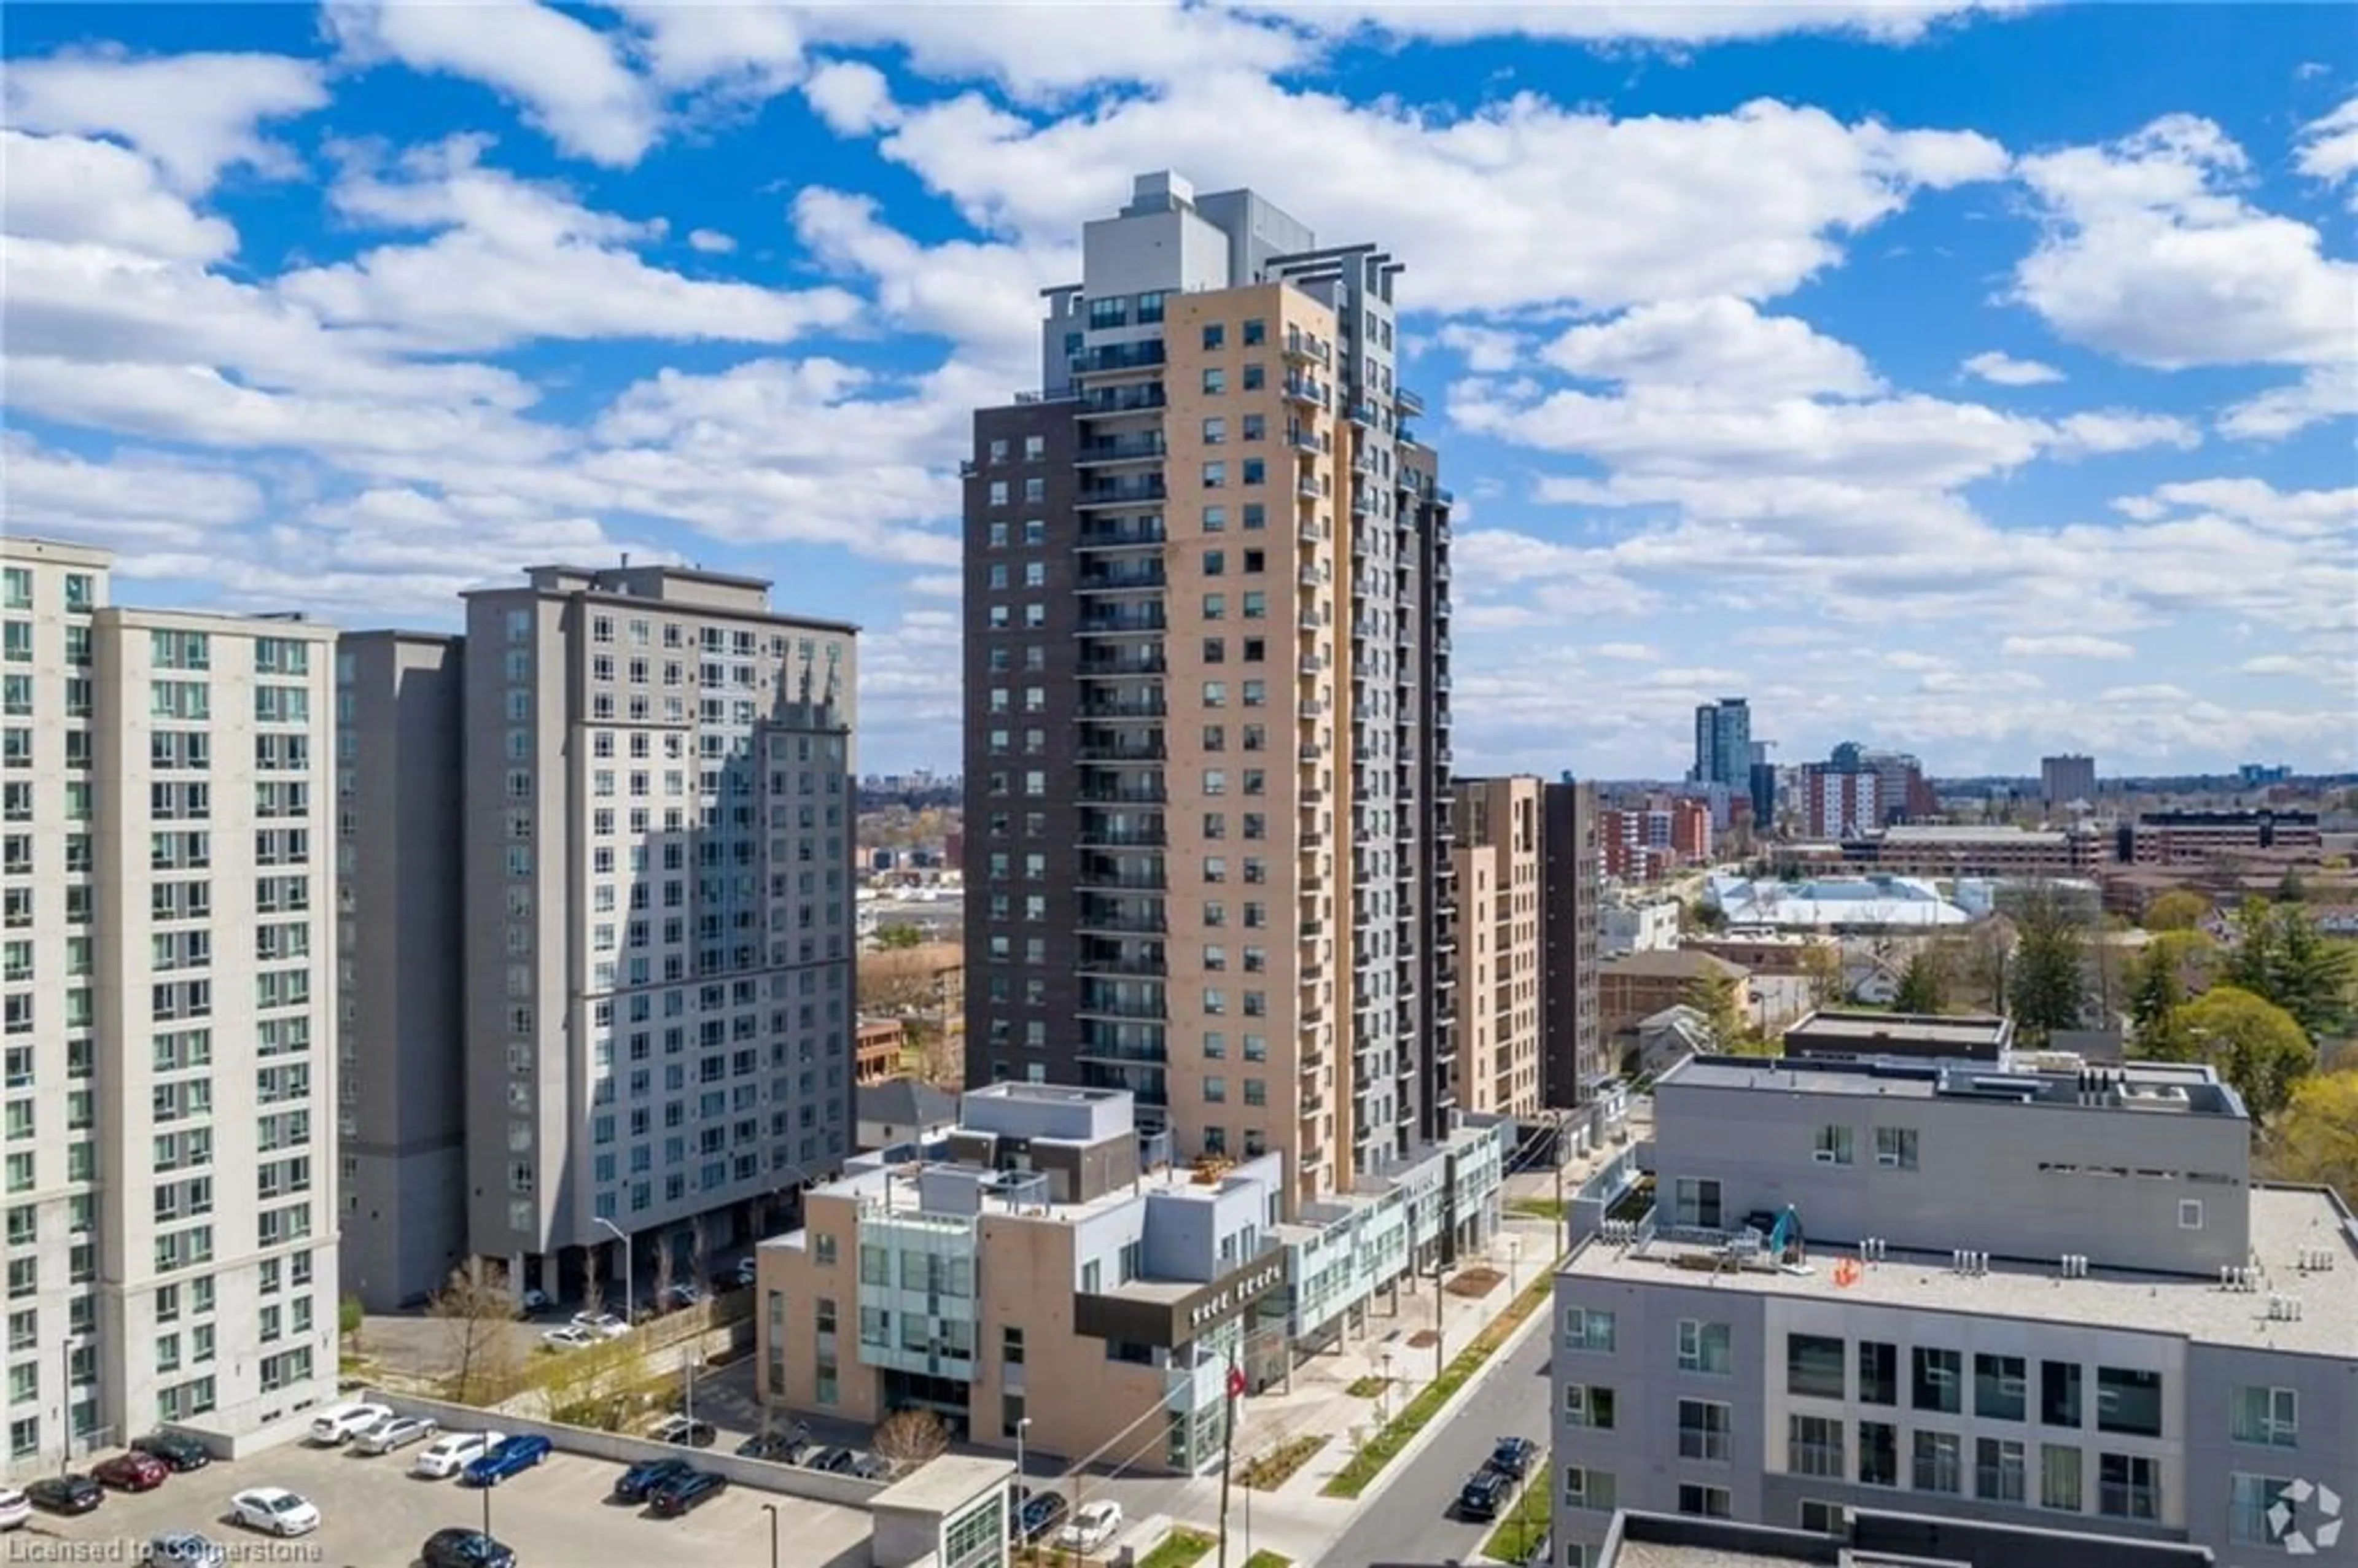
1319;1270;1555;1499
1135;1528;1216;1568
1237;1432;1329;1491
1241;1553;1293;1568
1481;1464;1552;1563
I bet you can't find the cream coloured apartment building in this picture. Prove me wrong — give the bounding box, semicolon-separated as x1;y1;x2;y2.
2;538;341;1475
1453;775;1543;1117
961;172;1458;1214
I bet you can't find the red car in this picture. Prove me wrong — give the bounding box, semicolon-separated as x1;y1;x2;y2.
92;1453;170;1492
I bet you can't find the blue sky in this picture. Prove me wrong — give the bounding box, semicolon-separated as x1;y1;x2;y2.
4;2;2352;778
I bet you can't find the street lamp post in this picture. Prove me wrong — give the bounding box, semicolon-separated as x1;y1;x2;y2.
1014;1415;1032;1489
761;1502;779;1568
480;1472;492;1540
593;1217;632;1325
1504;1235;1522;1295
684;1353;703;1430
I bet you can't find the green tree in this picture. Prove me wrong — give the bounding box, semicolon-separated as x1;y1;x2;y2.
1891;951;1948;1015
2006;885;2089;1047
2142;890;2209;933
1683;968;1757;1053
2225;900;2355;1040
2128;944;2183;1034
2178;986;2317;1122
875;922;924;950
2259;1068;2358;1205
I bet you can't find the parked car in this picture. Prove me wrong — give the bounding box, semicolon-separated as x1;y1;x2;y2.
1057;1499;1124;1553
230;1487;320;1536
733;1427;809;1462
1488;1435;1540;1481
1456;1468;1512;1522
93;1452;172;1491
306;1402;392;1446
666;1283;704;1310
1014;1492;1067;1543
649;1416;717;1448
26;1475;103;1515
462;1434;554;1487
517;1289;553;1316
645;1469;728;1518
142;1533;227;1567
411;1431;504;1480
421;1526;519;1568
131;1432;212;1473
0;1487;31;1531
733;1257;757;1287
540;1326;597;1352
570;1311;629;1339
354;1415;438;1456
612;1457;696;1503
850;1453;893;1481
804;1445;855;1473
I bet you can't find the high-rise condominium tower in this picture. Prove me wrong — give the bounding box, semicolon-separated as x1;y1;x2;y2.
2;538;341;1468
960;172;1458;1210
453;565;858;1297
1692;697;1751;790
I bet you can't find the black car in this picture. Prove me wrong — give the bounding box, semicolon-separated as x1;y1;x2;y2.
28;1475;104;1515
420;1527;518;1568
612;1457;696;1503
804;1446;855;1473
734;1429;811;1463
131;1432;212;1473
646;1470;727;1518
1015;1492;1068;1542
1457;1468;1512;1522
1488;1436;1540;1481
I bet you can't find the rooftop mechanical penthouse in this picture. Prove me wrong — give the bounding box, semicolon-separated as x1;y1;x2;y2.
1551;1051;2356;1568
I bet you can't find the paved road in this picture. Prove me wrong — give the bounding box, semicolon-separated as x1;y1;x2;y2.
1324;1314;1552;1567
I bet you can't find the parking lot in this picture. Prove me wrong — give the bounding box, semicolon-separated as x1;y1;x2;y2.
2;1430;868;1568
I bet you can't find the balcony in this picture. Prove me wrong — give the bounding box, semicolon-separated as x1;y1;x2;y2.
1283;330;1330;366
1078;697;1167;720
1076;608;1166;636
1076;742;1166;764
1076;827;1167;852
1347;403;1376;427
1076;520;1166;551
1076;565;1167;594
1298;698;1323;719
1298;516;1323;545
1072;341;1167;378
1078;383;1168;417
1301;1092;1326;1116
1433;486;1455;506
1078;651;1167;678
1076;908;1168;936
1396;386;1426;419
1350;488;1374;516
1077;995;1168;1022
1077;433;1167;467
1282;376;1327;408
1078;783;1169;804
1076;952;1167;979
1286;425;1320;453
1296;473;1323;500
1077;476;1167;510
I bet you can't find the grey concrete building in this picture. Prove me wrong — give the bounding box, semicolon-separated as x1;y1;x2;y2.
960;171;1458;1211
1542;776;1603;1108
334;631;467;1309
3;538;341;1475
1552;1052;2356;1567
456;564;859;1297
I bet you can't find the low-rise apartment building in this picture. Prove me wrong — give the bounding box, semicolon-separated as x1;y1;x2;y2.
757;1082;1508;1475
1551;1051;2355;1567
2122;811;2324;867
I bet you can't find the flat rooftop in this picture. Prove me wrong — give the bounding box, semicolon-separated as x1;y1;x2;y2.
1565;1184;2356;1357
1880;826;2078;845
1788;1014;2007;1049
1660;1054;2243;1117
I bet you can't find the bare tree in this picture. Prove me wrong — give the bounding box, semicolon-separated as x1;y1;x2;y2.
688;1216;710;1291
581;1247;605;1322
429;1263;522;1405
652;1231;676;1313
873;1408;951;1472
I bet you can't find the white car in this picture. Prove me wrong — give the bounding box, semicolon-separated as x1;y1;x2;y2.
0;1486;30;1531
411;1430;503;1480
352;1415;438;1455
306;1402;391;1446
570;1311;629;1338
230;1488;320;1537
734;1257;758;1287
541;1326;596;1351
1056;1499;1124;1553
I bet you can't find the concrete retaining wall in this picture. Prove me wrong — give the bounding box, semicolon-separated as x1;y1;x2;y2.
364;1387;888;1510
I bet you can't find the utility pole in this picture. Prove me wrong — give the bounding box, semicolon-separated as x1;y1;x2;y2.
1433;1261;1446;1381
1215;1348;1243;1568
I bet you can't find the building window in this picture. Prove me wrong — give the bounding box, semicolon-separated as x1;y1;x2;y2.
1787;1333;1845;1400
2041;1444;2083;1512
1563;1467;1616;1512
1976;1437;2026;1503
2096;1367;2163;1437
2042;1360;2082;1427
1202;323;1225;350
1678;1320;1732;1376
1975;1354;2027;1421
1858;1421;1899;1488
1563;1384;1614;1429
1562;1306;1615;1354
1799;1500;1846;1535
2229;1474;2298;1545
1677;1399;1731;1462
1671;1178;1721;1230
1678;1484;1732;1519
1912;1347;1962;1414
1788;1415;1843;1478
1812;1125;1854;1165
1874;1126;1918;1168
2098;1453;2160;1521
1912;1430;1963;1493
2230;1385;2298;1448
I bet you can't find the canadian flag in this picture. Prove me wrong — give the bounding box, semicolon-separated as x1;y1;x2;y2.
1226;1365;1247;1401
